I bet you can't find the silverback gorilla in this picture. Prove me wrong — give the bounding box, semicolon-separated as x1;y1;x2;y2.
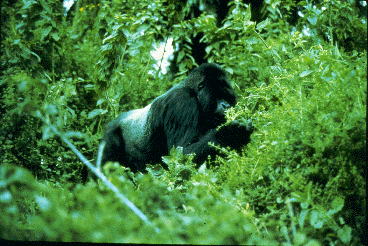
99;63;253;172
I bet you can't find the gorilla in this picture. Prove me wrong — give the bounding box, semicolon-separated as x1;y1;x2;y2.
98;63;253;172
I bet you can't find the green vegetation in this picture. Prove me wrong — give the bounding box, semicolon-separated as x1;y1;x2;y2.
0;0;366;244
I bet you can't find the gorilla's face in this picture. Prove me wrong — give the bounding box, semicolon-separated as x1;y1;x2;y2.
196;67;236;127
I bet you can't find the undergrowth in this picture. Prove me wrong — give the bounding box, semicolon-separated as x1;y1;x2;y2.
1;0;366;244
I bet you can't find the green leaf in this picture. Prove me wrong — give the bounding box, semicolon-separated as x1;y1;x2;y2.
41;26;52;42
337;225;352;243
298;210;309;228
19;46;31;59
161;156;172;165
307;16;317;25
225;67;233;75
310;210;324;229
51;33;60;41
271;50;281;61
21;0;37;10
291;191;305;201
330;197;344;213
300;70;314;77
205;46;212;54
244;5;251;22
30;51;41;62
301;202;309;209
298;1;308;6
221;21;231;30
88;109;107;119
102;35;114;44
177;50;185;62
256;19;268;31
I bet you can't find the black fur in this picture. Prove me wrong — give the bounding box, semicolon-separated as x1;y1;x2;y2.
100;63;253;172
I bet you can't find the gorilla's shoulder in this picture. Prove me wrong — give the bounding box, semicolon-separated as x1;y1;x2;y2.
150;85;199;127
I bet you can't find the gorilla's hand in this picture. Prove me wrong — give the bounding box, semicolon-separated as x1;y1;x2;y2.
216;119;254;150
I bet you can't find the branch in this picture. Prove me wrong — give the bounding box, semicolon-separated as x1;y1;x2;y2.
35;111;159;233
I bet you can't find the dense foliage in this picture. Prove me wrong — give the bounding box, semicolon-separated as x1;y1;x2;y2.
1;0;366;244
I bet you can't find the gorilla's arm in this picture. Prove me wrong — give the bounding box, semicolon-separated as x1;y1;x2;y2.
153;87;202;149
215;120;254;151
183;120;254;164
153;86;221;164
157;86;254;165
182;128;218;164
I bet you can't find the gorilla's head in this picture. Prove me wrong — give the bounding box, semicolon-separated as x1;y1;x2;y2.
183;63;236;127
